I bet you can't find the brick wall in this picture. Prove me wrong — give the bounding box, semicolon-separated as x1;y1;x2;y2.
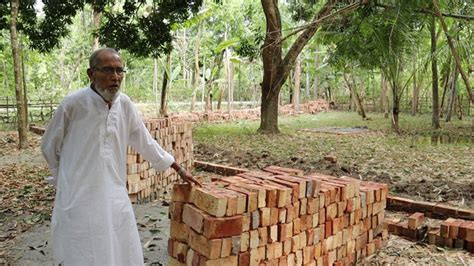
126;118;193;203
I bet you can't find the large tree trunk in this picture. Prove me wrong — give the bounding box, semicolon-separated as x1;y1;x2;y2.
433;0;473;103
10;0;28;149
259;0;284;133
92;4;101;50
431;15;441;129
259;0;341;133
292;56;301;112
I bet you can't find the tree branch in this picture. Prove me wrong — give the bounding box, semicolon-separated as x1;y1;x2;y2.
375;3;474;21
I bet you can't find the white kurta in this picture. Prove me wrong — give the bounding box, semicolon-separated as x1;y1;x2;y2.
41;87;174;265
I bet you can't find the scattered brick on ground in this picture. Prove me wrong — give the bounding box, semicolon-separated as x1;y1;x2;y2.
167;100;329;124
385;212;474;254
387;196;474;220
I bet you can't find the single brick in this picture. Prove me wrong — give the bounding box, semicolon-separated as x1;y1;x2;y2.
203;215;244;239
191;187;227;217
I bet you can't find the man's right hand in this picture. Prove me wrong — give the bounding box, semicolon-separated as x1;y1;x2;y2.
178;169;202;187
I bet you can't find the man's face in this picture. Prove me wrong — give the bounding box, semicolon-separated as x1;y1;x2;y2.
88;51;124;102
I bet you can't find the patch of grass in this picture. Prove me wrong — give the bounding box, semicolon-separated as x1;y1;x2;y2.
194;111;473;206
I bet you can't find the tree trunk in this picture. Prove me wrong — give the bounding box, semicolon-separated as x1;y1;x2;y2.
305;56;310;98
190;25;201;111
9;0;28;149
380;74;389;118
153;58;159;117
313;48;319;99
259;0;340;133
205;52;224;111
217;86;223;110
292;56;301;112
439;58;452;116
411;53;419;116
445;67;459;122
92;5;101;50
3;60;9;93
21;46;28;125
391;87;401;133
343;73;366;119
431;15;441;129
433;0;473;103
160;53;171;115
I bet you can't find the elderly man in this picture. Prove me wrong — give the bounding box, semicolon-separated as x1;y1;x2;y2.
41;48;200;265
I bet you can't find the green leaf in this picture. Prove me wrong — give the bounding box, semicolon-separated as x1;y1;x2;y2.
214;38;240;54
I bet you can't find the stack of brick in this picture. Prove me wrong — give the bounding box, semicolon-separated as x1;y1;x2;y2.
168;166;389;265
127;118;193;202
428;218;474;253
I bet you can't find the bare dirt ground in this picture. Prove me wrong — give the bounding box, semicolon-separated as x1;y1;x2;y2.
1;130;473;265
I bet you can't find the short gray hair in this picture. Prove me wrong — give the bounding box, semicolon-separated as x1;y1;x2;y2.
89;48;120;68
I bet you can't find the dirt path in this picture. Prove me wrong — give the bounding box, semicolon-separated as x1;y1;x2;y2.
2;202;171;265
1;121;473;264
5;209;474;265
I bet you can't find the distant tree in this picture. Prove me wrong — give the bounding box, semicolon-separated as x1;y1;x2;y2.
323;1;429;133
0;0;84;148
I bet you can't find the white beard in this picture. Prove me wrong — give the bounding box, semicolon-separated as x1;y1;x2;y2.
96;85;119;102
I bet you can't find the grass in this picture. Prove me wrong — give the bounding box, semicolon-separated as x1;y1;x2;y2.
194;111;473;206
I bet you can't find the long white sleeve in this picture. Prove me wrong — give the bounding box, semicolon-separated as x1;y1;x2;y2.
41;103;70;186
128;104;174;171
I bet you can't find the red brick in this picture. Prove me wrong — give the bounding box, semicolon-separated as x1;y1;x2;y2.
408;212;425;229
172;184;192;202
169;202;184;222
258;227;268;246
260;208;271;227
448;219;464;239
325;220;333;238
170;220;189;243
270;208;279;225
182;204;205;233
428;228;440;245
191;187;227;217
239;252;250;266
221;237;232;257
466;241;474;253
440;218;456;238
466;223;474;242
458;221;471;239
203;215;244;239
279;222;293;241
434;203;458;217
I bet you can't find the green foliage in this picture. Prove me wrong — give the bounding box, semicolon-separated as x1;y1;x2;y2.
99;0;203;58
324;1;429;72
